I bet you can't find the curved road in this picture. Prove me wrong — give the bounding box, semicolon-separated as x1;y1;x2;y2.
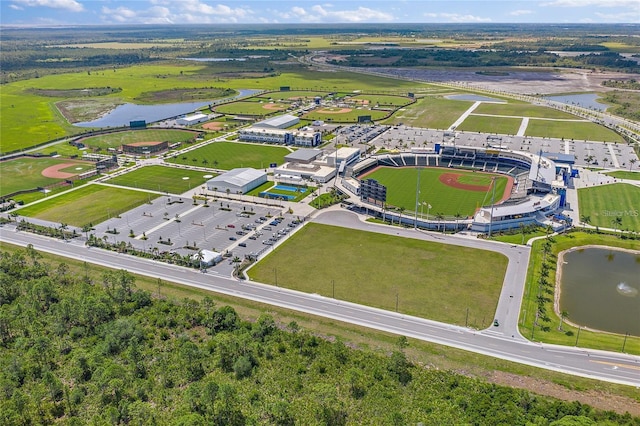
1;212;639;387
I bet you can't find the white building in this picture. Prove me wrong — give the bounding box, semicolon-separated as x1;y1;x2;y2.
254;114;299;129
206;168;267;194
177;113;209;126
238;127;321;147
193;249;223;267
274;163;336;184
327;147;361;171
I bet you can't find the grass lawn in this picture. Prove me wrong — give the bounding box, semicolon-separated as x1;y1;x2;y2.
303;108;390;123
578;183;640;232
520;232;640;355
0;157;93;196
79;129;198;151
459;115;522;135
18;184;158;227
215;101;289;116
248;223;507;328
525;119;624;142
381;95;469;129
604;170;640;181
352;94;413;107
473;103;578;119
258;90;328;100
362;167;508;217
166;141;290;170
105;165;214;194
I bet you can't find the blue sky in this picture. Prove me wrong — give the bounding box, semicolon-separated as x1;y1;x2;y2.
1;0;638;26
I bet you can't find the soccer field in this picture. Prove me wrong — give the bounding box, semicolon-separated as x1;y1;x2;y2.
105;165;214;194
361;167;509;217
18;184;158;227
166;141;290;170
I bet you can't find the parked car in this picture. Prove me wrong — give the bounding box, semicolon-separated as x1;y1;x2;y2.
227;224;236;228
238;242;247;247
248;236;257;240
229;236;237;241
263;226;272;231
493;319;499;327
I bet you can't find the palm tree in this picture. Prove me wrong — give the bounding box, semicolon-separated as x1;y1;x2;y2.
195;250;205;271
630;158;637;171
226;188;231;198
612;216;622;234
397;207;405;226
558;310;569;331
232;256;241;276
454;212;462;231
435;212;445;232
580;215;591;226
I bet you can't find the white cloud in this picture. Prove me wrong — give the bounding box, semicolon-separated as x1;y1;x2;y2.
286;4;394;23
509;9;533;16
595;11;640;20
542;0;639;7
424;12;492;23
101;5;174;24
11;0;83;12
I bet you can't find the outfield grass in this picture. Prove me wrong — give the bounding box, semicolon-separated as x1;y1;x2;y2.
520;232;639;355
17;184;158;227
525;119;624;142
363;167;508;216
473;103;578;119
215;101;289;116
304;108;390;123
604;170;640;181
382;95;471;129
459;115;522;135
578;183;640;231
258;90;328;100
166;141;290;170
352;94;413;107
248;223;507;328
105;165;214;194
79;129;198;151
0;157;93;196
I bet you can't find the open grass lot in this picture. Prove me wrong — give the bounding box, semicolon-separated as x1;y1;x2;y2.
105;165;213;194
249;223;507;328
604;170;640;181
524;119;624;142
215;101;289;116
166;141;290;170
382;95;471;129
520;232;640;355
578;184;640;232
257;90;328;100
362;167;508;217
304;108;389;123
459;115;522;135
1;65;432;153
473;103;578;119
18;184;158;227
352;94;413;107
79;129;198;151
0;157;93;196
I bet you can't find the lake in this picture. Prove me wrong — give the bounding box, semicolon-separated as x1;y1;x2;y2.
559;247;640;336
74;89;261;128
544;93;608;111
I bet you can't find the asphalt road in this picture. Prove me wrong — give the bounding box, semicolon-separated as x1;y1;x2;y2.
1;221;639;387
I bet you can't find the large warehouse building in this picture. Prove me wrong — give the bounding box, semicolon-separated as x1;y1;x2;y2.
206;168;267;194
254;114;299;129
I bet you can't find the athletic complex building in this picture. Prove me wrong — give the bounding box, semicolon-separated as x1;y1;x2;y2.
238;114;321;147
206;168;267;194
345;145;574;233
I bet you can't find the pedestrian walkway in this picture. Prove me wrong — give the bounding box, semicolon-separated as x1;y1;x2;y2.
448;101;481;131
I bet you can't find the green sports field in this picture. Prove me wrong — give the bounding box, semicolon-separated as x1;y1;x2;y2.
166;141;290;170
256;90;328;100
525;119;623;142
249;223;507;328
459;115;522;135
577;183;640;231
473;103;578;119
604;170;640;181
105;165;214;194
214;101;289;116
362;167;509;217
304;108;389;123
79;129;198;151
351;94;413;107
0;157;93;196
18;184;159;227
382;95;471;129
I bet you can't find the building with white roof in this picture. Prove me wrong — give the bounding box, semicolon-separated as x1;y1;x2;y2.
206;168;267;194
176;113;209;126
238;127;321;147
254;114;299;129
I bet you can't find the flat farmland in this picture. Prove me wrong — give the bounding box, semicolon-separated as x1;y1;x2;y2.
80;129;198;151
578;183;640;231
248;223;507;328
459;115;522;135
17;184;159;227
105;166;214;194
361;167;509;216
0;157;93;196
382;95;471;129
525;119;624;142
166;141;290;170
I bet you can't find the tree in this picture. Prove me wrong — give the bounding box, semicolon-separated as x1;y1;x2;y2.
232;256;241;276
559;310;569;331
612;216;622;234
454;212;462;231
435;212;445;232
580;215;591;226
630;158;637;171
397;206;405;226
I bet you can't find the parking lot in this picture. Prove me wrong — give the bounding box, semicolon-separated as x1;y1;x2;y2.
90;195;304;273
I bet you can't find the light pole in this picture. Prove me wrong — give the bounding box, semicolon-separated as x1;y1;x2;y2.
414;167;422;229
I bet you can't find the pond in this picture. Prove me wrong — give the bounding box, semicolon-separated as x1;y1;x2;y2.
544;93;608;112
445;94;503;102
74;89;261;128
559;247;640;336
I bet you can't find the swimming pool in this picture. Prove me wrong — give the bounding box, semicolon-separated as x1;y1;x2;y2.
273;184;302;193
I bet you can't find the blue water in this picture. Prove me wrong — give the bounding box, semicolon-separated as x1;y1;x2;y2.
544;93;607;111
274;185;302;192
446;94;503;102
74;89;262;128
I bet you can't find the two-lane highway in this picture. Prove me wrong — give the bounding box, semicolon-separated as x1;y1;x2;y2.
1;220;639;387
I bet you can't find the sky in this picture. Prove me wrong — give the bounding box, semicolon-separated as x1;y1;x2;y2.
1;0;638;26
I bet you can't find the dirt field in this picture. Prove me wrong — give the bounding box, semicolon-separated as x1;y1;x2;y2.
41;163;86;179
202;122;224;131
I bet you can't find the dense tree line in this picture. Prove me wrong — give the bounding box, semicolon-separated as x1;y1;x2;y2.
0;246;638;425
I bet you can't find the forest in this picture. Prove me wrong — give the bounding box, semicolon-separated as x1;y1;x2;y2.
1;245;638;425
